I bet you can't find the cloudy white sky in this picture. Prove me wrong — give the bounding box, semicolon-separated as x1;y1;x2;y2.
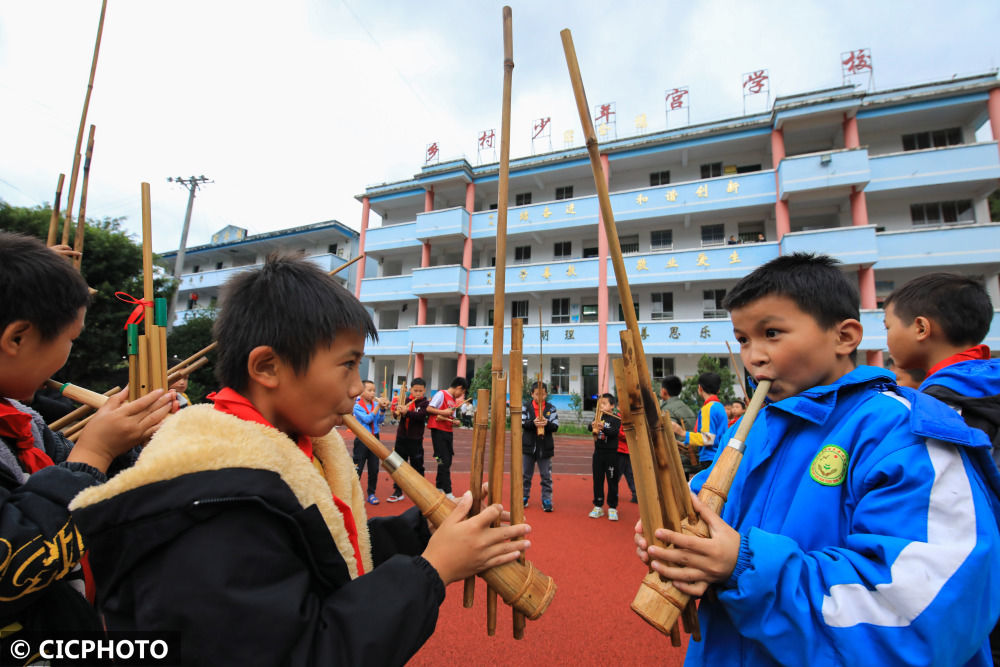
1;1;998;252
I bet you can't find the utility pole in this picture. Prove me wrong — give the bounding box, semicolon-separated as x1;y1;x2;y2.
167;175;212;331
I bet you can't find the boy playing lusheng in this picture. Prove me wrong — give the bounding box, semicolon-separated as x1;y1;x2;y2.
0;231;175;635
353;379;387;504
589;393;621;521
388;377;430;503
427;376;467;500
636;253;1000;666
671;372;727;471
884;273;1000;459
70;256;531;666
522;381;559;512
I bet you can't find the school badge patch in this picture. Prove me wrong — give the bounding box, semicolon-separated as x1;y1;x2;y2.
809;445;848;486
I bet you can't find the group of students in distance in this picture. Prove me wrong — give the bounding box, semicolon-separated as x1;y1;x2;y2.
2;226;1000;666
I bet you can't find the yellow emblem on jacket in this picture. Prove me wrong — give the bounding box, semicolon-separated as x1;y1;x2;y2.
810;445;848;486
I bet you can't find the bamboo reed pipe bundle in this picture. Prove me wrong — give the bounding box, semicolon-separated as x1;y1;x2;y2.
463;388;491;608
509;318;526;639
342;413;555;620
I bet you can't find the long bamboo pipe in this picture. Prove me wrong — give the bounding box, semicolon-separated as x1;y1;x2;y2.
463;388;491;608
342;413;555;620
72;125;96;270
48;385;120;432
509;318;526;639
46;174;65;247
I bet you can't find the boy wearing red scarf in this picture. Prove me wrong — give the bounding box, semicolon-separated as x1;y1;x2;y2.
672;372;728;471
70;255;530;665
0;232;175;636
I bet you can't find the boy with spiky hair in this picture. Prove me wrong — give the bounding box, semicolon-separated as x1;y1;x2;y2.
71;255;531;665
0;231;175;635
636;253;1000;666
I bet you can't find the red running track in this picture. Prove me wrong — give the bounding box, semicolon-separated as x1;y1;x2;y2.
337;424;689;666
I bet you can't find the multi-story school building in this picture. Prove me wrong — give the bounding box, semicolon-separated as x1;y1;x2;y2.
353;72;1000;411
163;220;361;327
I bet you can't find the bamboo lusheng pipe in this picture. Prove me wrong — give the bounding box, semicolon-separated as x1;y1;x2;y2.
726;340;747;401
48;385;120;432
535;306;544;438
72;125;96;270
46;174;66;247
395;342;415;419
509;317;526;639
167;355;209;387
342;413;556;620
161;253;366;377
631;378;771;636
464;388;491;608
139;183;165;394
486;5;515;638
45;379;110;410
62;0;107;249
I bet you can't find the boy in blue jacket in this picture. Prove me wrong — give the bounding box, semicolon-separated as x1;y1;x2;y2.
672;372;728;471
353;379;387;504
636;253;1000;666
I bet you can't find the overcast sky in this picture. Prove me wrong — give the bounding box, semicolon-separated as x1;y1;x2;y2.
1;1;998;253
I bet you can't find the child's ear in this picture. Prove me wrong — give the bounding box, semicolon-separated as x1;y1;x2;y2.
834;318;864;357
246;346;281;389
912;316;932;342
0;320;32;356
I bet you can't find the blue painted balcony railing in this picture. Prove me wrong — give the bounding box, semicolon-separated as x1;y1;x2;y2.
606;242;778;287
779;226;879;267
415;207;469;239
410;325;464;354
178;253;346;292
471;197;599;240
364;222;422;252
467;257;600;296
867;142;1000;193
778;147;870;199
363;329;411;356
411;265;467;297
875;224;1000;270
358;274;414;303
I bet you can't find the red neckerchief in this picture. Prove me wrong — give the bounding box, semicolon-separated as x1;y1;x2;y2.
926;345;992;379
702;394;721;405
533;400;545;419
208;387;364;575
0;399;54;473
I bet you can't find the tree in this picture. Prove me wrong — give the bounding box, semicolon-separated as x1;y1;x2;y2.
0;202;176;392
166;310;217;403
680;355;738;409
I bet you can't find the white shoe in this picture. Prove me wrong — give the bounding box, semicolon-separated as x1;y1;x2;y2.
588;506;604;518
608;508;619;521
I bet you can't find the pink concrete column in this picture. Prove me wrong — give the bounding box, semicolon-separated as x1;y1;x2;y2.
859;266;881;367
771;128;790;240
457;182;475;377
842;113;860;149
353;197;370;299
989;88;1000;161
415;189;434;379
597;154;610;394
850;187;869;228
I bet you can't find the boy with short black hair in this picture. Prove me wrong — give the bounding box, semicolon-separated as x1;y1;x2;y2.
672;372;727;471
388;377;430;503
589;393;622;521
427;376;468;500
637;253;1000;666
661;375;698;476
71;255;530;665
0;231;175;636
522;381;559;512
353;379;387;504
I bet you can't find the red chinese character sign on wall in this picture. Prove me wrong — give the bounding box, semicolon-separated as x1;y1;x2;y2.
531;117;551;154
593;102;617;140
742;69;770;114
841;48;874;90
477;129;496;164
664;86;690;128
425;142;439;165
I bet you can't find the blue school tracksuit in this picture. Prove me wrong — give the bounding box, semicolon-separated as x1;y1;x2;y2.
920;357;1000;464
688;366;1000;666
680;398;728;463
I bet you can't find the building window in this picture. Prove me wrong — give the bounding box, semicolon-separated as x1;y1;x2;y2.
192;265;200;273
215;261;224;270
327;243;338;255
649;170;671;186
581;304;598;323
910;200;974;225
651;229;673;250
735;164;762;173
651;357;674;383
554;241;572;258
552;298;570;324
700;162;723;179
511;300;528;323
618;302;640;322
550;357;570;394
555;186;574;200
703;289;727;319
487;309;494;326
738;220;765;243
514;246;532;263
489;203;498;210
515;192;532;206
902;127;962;151
701;223;725;246
651;292;673;320
582;246;599;258
619;234;639;255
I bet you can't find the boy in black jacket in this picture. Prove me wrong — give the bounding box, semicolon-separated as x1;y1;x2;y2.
0;232;175;637
387;377;430;503
589;393;622;521
522;381;559;512
71;255;531;666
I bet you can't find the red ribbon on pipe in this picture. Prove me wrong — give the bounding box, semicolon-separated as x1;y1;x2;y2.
115;291;154;330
